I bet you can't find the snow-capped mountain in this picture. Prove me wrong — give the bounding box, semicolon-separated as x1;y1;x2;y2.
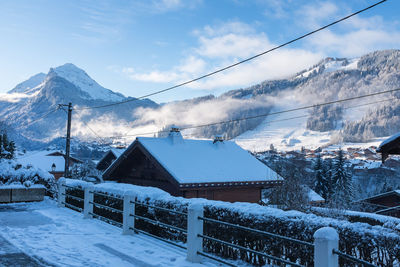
229;49;400;151
50;63;124;101
0;63;157;148
1;50;400;152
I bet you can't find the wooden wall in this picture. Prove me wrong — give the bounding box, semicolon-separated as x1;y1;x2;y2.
183;187;261;203
368;194;400;207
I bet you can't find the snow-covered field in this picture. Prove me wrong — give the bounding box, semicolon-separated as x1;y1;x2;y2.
0;199;220;267
233;110;386;153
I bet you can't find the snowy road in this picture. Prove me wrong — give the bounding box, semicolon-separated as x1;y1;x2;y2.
0;199;220;267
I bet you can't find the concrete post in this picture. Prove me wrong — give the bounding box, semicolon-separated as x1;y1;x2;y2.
84;186;94;218
57;178;66;207
314;227;339;267
187;203;204;263
123;192;136;235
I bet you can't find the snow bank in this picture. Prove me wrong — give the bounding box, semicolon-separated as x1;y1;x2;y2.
0;159;55;188
0;184;46;189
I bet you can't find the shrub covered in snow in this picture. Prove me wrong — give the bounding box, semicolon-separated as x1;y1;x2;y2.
64;179;400;266
0;159;56;191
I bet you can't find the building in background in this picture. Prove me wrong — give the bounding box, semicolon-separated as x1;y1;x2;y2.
17;151;82;180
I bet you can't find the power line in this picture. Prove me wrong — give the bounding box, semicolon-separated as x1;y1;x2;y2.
59;106;106;145
74;0;388;111
98;87;400;140
233;97;396;141
21;106;60;128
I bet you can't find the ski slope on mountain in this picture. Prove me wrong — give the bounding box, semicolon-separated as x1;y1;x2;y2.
234;109;332;152
234;108;385;153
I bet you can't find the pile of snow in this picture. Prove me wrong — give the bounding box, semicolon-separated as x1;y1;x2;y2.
0;159;55;187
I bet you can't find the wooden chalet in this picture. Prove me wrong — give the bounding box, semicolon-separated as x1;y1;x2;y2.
376;133;400;163
358;190;400;218
103;127;283;203
96;148;125;172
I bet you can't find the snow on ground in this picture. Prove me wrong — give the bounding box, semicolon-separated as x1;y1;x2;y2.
233;110;332;152
0;199;220;267
233;108;387;153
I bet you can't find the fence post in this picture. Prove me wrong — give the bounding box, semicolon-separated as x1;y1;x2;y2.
314;227;338;267
123;191;136;235
84;186;94;219
57;178;66;207
187;203;203;263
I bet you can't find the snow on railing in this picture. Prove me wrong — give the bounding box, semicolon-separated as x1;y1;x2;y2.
56;178;378;267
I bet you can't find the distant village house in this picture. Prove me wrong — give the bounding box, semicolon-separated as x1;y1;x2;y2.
96;148;125;172
17;150;82;180
377;132;400;163
357;190;400;218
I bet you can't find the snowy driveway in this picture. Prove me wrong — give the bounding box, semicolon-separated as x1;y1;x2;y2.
0;199;219;267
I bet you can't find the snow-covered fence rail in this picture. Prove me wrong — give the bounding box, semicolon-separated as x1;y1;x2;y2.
56;178;396;266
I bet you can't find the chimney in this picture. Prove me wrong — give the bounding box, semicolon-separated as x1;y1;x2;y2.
213;135;224;144
168;125;183;144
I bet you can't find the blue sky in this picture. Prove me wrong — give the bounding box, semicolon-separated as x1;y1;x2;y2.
0;0;399;103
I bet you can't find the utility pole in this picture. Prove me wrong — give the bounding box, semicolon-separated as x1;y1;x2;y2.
60;102;72;178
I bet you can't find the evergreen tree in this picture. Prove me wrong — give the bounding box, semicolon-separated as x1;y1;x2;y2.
0;133;15;159
322;159;334;200
331;148;353;208
314;154;329;199
6;141;15;159
2;134;8;152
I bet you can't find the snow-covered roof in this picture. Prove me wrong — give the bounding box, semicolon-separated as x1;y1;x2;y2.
16;150;65;172
97;148;125;170
357;190;400;202
378;132;400;149
308;188;325;203
110;148;125;158
131;134;283;184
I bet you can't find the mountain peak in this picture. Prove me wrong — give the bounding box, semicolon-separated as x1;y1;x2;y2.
47;63;125;101
8;72;46;94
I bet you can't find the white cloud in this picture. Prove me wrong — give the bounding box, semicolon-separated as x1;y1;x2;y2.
299;1;339;29
177;56;206;74
118;4;400;92
300;2;400;58
262;0;289;19
0;92;37;103
127;70;180;83
121;21;322;89
132;96;271;130
196;32;271;59
308;28;400;57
